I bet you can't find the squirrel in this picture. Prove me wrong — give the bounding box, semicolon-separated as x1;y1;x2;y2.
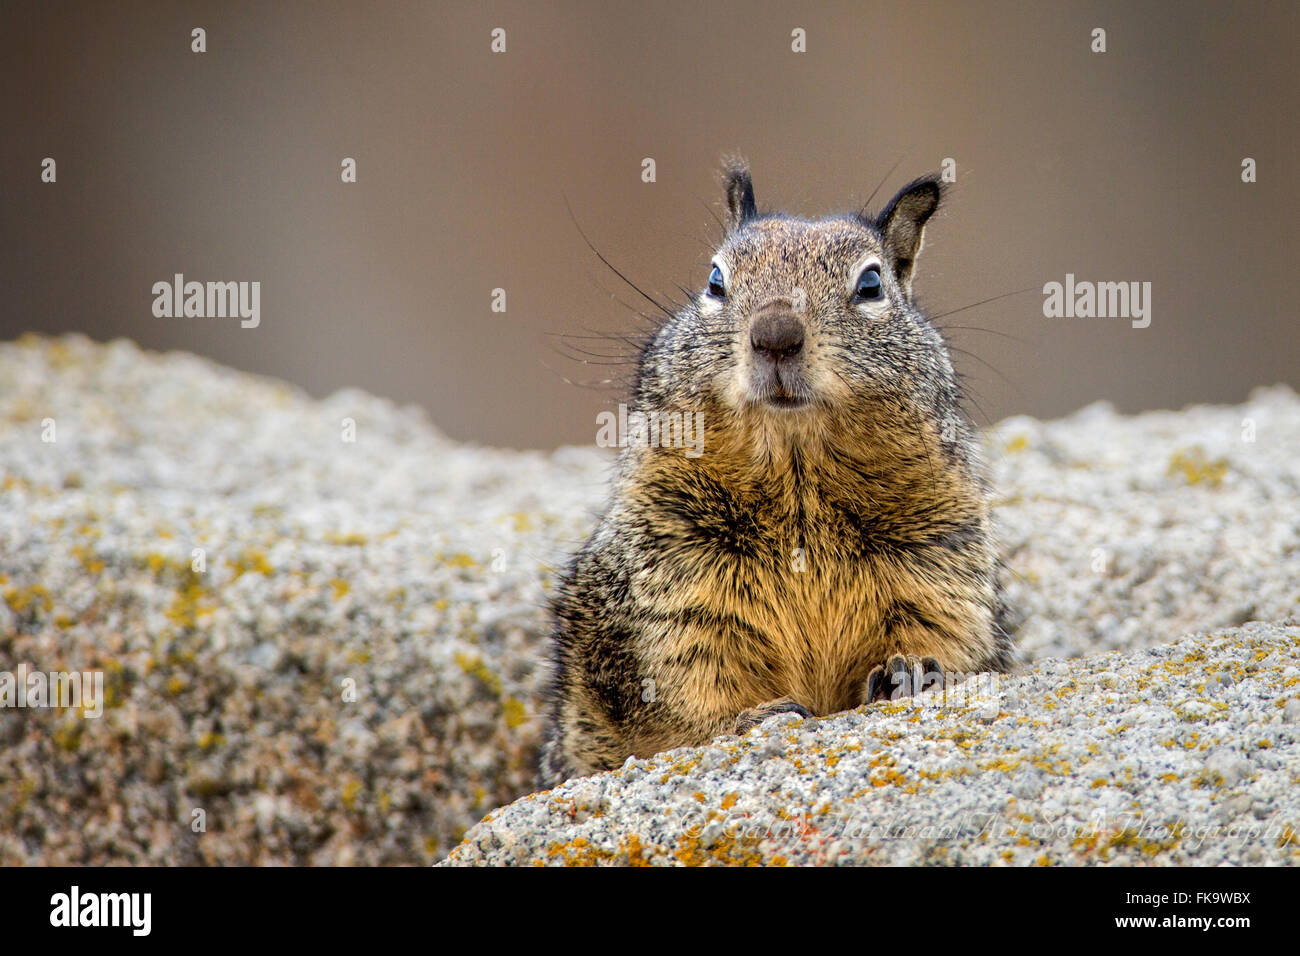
539;159;1015;786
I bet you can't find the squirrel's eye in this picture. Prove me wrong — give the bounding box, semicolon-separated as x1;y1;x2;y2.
854;266;883;301
707;265;726;298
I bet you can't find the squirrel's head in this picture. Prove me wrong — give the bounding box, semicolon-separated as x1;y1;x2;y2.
636;160;961;447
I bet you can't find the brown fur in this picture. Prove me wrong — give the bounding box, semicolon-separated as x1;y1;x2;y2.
539;162;1015;785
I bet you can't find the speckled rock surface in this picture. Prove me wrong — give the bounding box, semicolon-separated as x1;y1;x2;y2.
1;334;1297;865
0;334;607;864
443;623;1300;866
987;391;1300;661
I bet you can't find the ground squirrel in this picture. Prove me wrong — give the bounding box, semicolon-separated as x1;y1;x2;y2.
540;160;1015;785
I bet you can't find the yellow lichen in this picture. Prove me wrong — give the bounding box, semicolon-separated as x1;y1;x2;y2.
455;652;502;697
502;697;527;728
3;585;52;614
1167;447;1228;488
165;570;214;630
327;532;368;546
53;721;84;753
228;549;274;577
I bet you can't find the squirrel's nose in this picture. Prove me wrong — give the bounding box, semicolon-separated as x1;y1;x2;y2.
749;310;805;361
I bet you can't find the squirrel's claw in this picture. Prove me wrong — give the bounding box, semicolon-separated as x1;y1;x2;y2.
865;654;944;703
733;697;811;734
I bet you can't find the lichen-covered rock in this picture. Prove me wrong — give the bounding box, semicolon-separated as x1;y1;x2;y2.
442;623;1300;866
1;334;1297;865
0;334;605;864
988;389;1300;660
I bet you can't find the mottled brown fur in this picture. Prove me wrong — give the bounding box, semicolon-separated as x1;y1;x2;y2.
540;161;1015;786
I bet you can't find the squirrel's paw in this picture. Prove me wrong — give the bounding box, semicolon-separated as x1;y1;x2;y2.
864;654;944;703
733;697;811;734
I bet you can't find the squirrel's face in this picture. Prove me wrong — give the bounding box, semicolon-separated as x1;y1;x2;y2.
703;216;930;413
637;165;957;429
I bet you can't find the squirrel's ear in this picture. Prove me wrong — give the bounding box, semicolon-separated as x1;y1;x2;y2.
874;174;944;293
722;158;757;232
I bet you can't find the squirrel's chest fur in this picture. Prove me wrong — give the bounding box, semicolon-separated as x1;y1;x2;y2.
615;434;992;718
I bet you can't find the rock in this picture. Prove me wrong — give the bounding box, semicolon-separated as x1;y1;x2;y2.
0;335;604;864
443;624;1300;866
2;334;1299;866
1204;748;1251;788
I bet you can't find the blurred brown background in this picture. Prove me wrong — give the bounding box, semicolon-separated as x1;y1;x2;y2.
2;0;1296;449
